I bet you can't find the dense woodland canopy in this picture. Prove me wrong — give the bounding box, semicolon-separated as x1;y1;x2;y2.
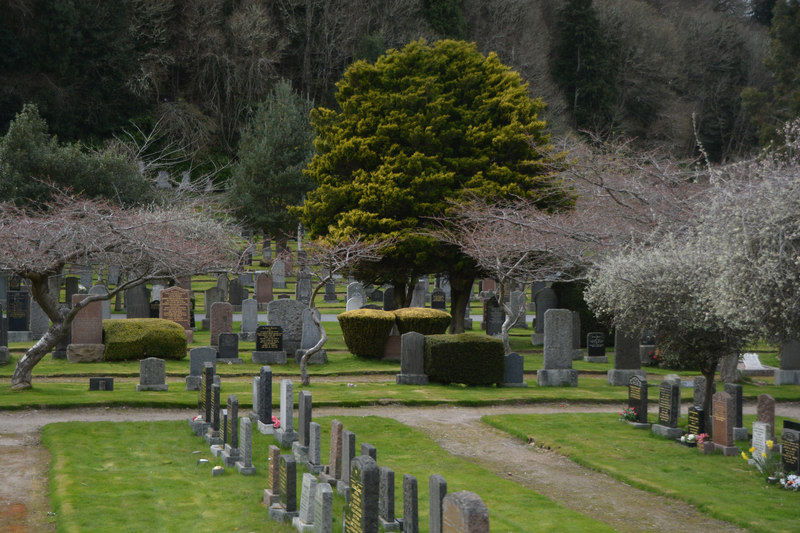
1;0;796;169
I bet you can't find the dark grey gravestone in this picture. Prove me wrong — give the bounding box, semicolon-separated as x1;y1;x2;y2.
379;467;397;529
314;482;334;533
235;417;256;475
383;287;396;311
256;366;273;433
396;331;428;385
65;277;80;307
149;300;160;318
441;491;490;532
782;425;800;475
205;381;222;445
628;376;648;424
7;291;29;331
724;383;744;428
137;357;168;391
267;298;305;356
503;352;527;387
338;430;357;497
201;363;214;422
217;333;241;362
532;287;557;343
125;285;151;318
296;271;313;305
306;422;323;473
253;325;286;365
324;280;337;303
510;290;527;328
267;454;297;521
431;288;446;310
585;332;607;362
775;340;800;385
343;455;379;533
88;377;114;391
688;406;705;436
241;298;258;335
607;328;645;386
485;296;504;337
221;394;240;467
403;474;419;533
651;380;682;439
361;443;377;461
429;474;448;533
228;278;244;307
186;347;216;391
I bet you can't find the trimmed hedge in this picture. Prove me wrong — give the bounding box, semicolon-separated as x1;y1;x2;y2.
424;333;504;386
103;319;187;361
393;308;451;335
337;308;397;359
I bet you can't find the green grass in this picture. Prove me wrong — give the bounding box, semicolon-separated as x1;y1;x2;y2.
43;417;612;533
484;413;800;533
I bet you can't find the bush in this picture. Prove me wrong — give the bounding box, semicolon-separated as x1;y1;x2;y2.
424;333;504;385
393;308;451;335
103;319;187;361
337;308;397;359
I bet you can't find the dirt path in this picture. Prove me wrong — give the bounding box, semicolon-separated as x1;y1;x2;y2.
5;402;800;532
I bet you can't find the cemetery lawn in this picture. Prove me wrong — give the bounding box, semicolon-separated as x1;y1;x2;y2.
43;417;613;533
484;413;800;533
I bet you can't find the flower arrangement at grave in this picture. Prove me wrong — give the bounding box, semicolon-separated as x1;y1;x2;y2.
780;474;800;491
696;433;709;445
740;440;782;482
619;406;637;422
680;433;697;445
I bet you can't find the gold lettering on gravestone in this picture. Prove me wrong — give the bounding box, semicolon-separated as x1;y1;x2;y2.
658;390;671;425
344;465;363;533
160;290;190;329
257;326;282;351
784;434;799;471
629;384;641;401
279;459;288;507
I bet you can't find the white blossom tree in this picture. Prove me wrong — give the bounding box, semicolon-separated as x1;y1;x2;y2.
1;188;239;389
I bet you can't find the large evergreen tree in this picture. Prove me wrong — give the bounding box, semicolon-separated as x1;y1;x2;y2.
296;40;572;330
226;80;315;242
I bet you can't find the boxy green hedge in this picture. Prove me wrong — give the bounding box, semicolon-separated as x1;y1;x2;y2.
337;308;397;359
424;333;504;386
103;319;187;361
393;308;451;335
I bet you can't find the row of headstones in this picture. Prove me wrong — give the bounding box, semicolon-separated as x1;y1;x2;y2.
625;374;800;472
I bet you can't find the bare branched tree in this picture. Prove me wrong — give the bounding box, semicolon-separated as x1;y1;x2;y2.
1;187;239;389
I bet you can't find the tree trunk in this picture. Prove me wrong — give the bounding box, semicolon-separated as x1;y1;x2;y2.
392;280;411;308
448;274;474;334
300;307;327;386
11;322;68;389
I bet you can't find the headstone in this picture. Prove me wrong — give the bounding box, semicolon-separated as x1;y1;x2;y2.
7;291;29;331
65;278;81;307
776;340;800;385
379;467;398;531
343;455;379;533
158;286;191;330
585;332;607;362
687;406;705;436
209;301;233;346
267;299;305;356
531;286;557;344
221;394;240;466
238;271;254;287
314;482;334;533
346;295;363;311
204;286;224;316
485;296;504;337
627;376;648;424
326;420;344;483
272;260;287;289
537;309;578;387
241;298;258;334
757;394;776;440
267;455;297;521
725;382;747;441
292;473;318;530
410;279;426;308
503;352;527;387
190;362;214;436
77;265;93;288
752;421;772;458
347;282;365;305
396;331;428;385
441;491;490;533
216;274;229;301
151;282;166;302
228;278;244;308
431;288;447;311
298;390;312;447
383;287;396;311
510;290;527;328
403;474;419;533
264;445;281;506
296;271;313;305
186;347;216;390
235;417;257;474
205;381;222;445
607;329;646;386
136;357;168;391
253;325;287;364
297;308;327;364
70;294;102;344
149;299;160;318
256;273;274;306
262;238;273;261
338;430;356;496
217;333;242;363
274;378;299;447
88;285;111;321
307;422;323;473
712;391;738;455
88;377;114;390
106;266;120;286
429;474;447;533
651;380;682;439
323;280;337;303
255;366;273;433
782;424;800;474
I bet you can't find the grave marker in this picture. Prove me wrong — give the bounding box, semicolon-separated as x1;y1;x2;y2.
267;454;297;521
267;299;305;357
343;455;379;533
241;298;258;334
441;491;490;533
688;406;705;436
209;301;233;346
379;467;398;531
537;309;578;387
712;391;739;455
403;474;419;533
274;378;298;447
221;394;240;467
255;366;274;433
217;332;242;363
627;376;648;424
137;357;168;391
782;424;800;475
431;288;447;310
70;293;101;344
396;332;428;385
292;473;318;531
607;328;646;386
253;325;287;364
235;417;256;474
485;296;504;336
314;483;334;533
272;259;287;289
186;347;216;391
585;332;607;363
256;272;274;306
7;291;29;332
264;445;282;505
429;474;447;533
503;352;527;387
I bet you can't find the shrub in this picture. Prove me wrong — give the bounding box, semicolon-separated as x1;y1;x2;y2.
393;308;451;335
103;319;187;361
337;308;397;359
424;333;504;385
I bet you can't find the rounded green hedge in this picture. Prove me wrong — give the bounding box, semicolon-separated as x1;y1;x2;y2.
424;333;504;385
103;318;187;361
393;307;451;335
337;308;397;359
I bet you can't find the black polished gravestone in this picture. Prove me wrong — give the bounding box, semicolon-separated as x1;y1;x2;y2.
383;287;396;312
7;290;29;331
149;300;160;318
688;406;705;436
627;376;648;424
431;289;447;310
658;381;680;428
586;332;606;358
88;377;114;391
783;424;800;475
256;325;283;352
218;332;239;359
485;296;504;336
344;455;380;533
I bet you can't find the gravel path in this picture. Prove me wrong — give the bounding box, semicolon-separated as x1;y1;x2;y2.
5;401;799;531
